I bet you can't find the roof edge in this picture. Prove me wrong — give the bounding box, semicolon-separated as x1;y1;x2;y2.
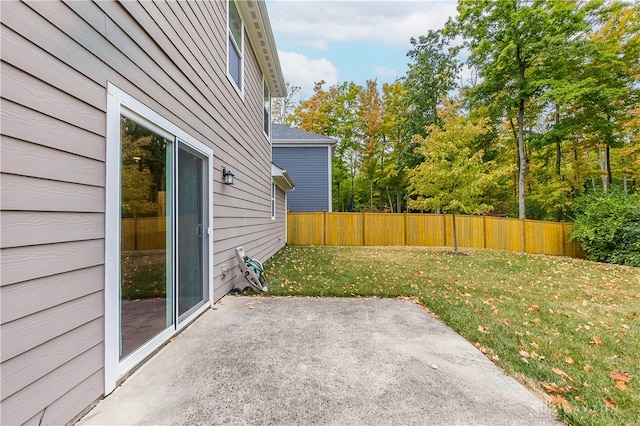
237;1;287;97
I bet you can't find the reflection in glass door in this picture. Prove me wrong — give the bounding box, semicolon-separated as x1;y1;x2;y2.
177;146;208;319
119;117;173;360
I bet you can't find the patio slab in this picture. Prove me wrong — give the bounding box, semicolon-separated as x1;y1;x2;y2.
78;296;560;425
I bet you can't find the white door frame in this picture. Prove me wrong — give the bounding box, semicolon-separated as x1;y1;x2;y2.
105;83;214;394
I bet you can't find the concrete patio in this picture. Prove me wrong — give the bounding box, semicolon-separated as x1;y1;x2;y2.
78;296;560;425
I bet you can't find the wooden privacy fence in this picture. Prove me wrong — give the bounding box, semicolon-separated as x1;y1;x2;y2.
121;217;166;251
287;212;585;258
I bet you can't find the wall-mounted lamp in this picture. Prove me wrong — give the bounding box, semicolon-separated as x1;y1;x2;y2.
222;167;235;185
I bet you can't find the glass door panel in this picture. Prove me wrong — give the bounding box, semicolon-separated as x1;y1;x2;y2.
119;117;174;360
177;145;208;319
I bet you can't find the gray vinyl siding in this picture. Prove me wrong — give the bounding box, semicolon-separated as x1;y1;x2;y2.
0;1;284;424
273;146;330;212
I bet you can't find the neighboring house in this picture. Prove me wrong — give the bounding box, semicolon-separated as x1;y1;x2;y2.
272;124;336;212
0;1;292;425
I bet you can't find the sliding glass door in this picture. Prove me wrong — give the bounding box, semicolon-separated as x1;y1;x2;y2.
119;117;174;360
177;145;208;320
119;118;210;362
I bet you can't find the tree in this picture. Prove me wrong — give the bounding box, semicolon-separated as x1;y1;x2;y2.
456;0;588;219
357;80;384;210
380;81;409;212
408;100;510;252
271;82;301;126
294;81;363;211
402;29;459;169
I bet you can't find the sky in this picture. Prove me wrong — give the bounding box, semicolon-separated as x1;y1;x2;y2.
265;0;459;100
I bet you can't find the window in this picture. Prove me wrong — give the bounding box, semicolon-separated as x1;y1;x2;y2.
263;80;271;136
228;0;243;93
271;182;276;220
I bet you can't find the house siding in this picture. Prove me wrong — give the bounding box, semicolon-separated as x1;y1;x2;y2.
273;146;331;212
0;1;285;424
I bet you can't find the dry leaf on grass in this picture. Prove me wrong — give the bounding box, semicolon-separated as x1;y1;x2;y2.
608;371;631;383
552;367;569;378
551;395;574;411
615;381;630;391
603;397;618;409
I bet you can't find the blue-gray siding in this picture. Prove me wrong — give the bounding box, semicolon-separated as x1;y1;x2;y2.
273;146;329;212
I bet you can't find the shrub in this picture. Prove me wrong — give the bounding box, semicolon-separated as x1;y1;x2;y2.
571;190;640;267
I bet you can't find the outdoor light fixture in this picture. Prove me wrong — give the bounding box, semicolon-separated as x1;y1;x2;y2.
222;167;235;185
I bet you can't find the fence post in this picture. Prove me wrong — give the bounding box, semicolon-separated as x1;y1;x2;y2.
404;213;408;246
442;214;447;247
483;215;487;248
323;211;327;246
362;212;366;246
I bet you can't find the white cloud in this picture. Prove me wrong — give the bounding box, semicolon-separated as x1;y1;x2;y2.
268;1;458;49
277;50;340;98
374;66;397;78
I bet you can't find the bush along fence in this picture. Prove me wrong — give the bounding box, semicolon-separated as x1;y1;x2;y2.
287;212;585;258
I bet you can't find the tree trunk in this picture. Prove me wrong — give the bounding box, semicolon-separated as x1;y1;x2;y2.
556;140;562;177
396;186;402;213
386;187;393;213
370;180;373;212
606;144;612;189
622;157;628;193
599;146;608;192
517;45;527;219
518;98;526;219
555;105;561;176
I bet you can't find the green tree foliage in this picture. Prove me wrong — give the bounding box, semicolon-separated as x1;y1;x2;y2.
571;190;640;266
121;117;168;218
408;100;512;251
402;29;459;169
456;0;590;219
286;0;639;239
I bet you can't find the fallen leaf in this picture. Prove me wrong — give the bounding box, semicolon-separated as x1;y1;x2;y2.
583;365;592;372
551;395;574;411
477;324;490;334
529;304;540;313
541;382;567;395
615;381;630;391
590;336;602;346
552;367;569;378
603;397;617;409
627;312;637;319
565;356;574;364
521;357;529;364
608;371;631;383
430;364;438;370
503;318;511;325
519;350;530;358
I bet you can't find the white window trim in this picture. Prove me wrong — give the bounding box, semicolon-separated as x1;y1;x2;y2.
105;83;214;394
263;78;271;139
227;0;244;99
327;146;333;212
271;182;276;220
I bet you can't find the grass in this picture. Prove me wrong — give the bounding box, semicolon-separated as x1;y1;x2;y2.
121;250;166;299
262;245;640;426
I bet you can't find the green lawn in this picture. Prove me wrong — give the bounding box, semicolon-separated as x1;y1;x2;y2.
263;245;640;426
